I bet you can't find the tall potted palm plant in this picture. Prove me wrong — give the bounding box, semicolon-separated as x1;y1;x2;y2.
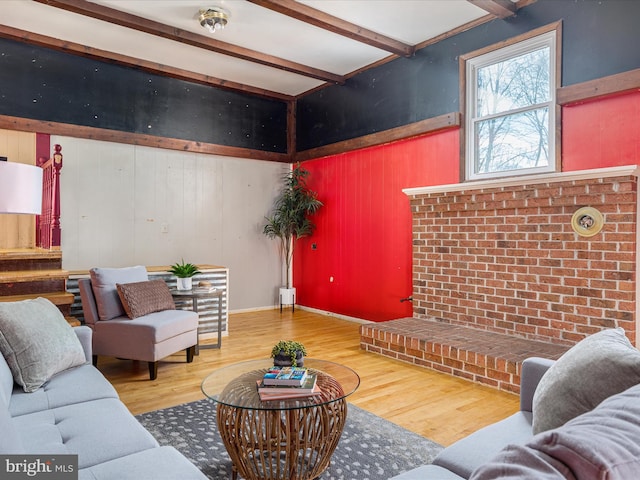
263;163;322;307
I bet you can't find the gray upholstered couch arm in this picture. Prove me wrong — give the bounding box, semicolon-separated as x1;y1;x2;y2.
520;357;555;413
73;325;93;363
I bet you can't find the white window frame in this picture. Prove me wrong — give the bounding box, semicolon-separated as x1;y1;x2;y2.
465;30;558;181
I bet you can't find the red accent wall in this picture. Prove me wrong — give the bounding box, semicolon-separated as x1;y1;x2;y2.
294;128;460;321
296;90;640;323
562;90;640;171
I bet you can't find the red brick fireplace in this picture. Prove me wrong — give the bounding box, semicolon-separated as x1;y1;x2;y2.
361;166;639;392
407;166;638;345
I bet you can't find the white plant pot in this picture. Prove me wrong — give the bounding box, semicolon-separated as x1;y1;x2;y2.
176;277;193;291
279;287;296;305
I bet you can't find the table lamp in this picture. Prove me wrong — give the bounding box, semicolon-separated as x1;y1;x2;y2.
0;160;43;215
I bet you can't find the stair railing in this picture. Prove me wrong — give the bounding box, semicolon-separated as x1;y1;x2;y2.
36;144;63;249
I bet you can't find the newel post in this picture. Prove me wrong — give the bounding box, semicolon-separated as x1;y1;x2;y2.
51;144;63;248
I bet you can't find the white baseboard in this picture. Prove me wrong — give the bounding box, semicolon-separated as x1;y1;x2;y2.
228;305;374;325
228;305;281;314
295;305;373;325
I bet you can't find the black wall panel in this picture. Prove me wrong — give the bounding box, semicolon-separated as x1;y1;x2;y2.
0;38;288;153
0;1;637;155
297;0;640;151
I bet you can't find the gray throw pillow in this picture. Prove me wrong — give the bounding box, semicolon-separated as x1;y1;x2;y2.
90;266;148;320
534;382;640;479
0;297;86;393
532;327;640;434
472;384;640;480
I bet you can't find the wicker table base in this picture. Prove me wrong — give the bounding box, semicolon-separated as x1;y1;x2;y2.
202;360;360;480
217;397;347;480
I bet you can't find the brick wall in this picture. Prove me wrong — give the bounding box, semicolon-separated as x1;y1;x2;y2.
407;168;638;346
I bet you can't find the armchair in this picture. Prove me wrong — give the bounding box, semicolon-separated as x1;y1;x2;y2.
78;266;198;380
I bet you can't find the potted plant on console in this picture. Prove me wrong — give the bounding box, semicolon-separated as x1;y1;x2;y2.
263;163;322;310
169;259;201;291
271;340;307;367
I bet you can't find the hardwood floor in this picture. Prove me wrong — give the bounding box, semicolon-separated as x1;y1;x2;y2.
99;308;520;447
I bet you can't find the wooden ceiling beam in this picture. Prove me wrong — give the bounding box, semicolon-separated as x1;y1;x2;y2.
33;0;345;85
249;0;415;58
467;0;518;18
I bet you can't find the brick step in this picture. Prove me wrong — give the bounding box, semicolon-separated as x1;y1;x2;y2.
360;317;570;394
0;248;62;271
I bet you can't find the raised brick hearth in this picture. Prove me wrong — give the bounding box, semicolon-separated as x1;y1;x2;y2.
361;167;639;392
360;317;569;393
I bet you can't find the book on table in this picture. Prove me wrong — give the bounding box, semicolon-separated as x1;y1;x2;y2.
257;375;321;401
258;384;322;401
262;366;308;386
193;286;217;293
259;373;316;392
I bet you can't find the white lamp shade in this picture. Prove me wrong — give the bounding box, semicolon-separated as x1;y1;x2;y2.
0;161;43;215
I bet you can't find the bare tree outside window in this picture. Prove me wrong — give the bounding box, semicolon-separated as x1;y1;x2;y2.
466;32;557;180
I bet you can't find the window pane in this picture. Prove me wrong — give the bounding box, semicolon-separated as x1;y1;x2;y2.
476;47;550;117
475;107;549;174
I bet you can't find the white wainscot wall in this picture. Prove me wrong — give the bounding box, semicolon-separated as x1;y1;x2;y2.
55;135;286;311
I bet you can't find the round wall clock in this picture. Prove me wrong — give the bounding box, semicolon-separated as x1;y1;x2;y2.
571;206;604;237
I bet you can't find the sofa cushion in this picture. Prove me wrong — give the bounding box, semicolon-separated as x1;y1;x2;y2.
0;298;86;393
90;266;148;320
389;464;466;480
116;280;175;319
472;382;640;480
94;309;198;344
534;382;640;478
73;325;93;363
9;364;118;417
0;394;24;454
532;327;640;434
78;446;207;480
92;309;198;361
13;398;158;469
433;411;534;478
469;443;571;480
0;350;13;407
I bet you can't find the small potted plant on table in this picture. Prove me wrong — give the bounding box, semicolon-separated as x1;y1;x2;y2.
271;340;307;367
168;259;201;290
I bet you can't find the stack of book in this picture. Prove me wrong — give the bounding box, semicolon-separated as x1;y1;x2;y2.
193;285;217;293
257;366;321;401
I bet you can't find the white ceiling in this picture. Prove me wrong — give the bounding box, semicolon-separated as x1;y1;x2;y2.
0;0;517;98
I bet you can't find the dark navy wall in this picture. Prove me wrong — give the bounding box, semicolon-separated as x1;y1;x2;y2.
297;0;640;151
0;38;288;153
1;1;637;155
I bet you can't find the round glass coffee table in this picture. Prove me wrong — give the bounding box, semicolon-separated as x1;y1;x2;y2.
201;358;360;480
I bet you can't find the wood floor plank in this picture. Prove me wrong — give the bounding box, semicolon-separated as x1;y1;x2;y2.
99;308;520;446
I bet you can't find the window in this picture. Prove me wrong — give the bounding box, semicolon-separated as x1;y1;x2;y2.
465;31;558;181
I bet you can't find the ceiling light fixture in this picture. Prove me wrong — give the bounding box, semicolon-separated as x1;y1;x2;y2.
199;7;229;34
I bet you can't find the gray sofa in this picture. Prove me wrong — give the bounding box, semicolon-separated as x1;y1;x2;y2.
390;356;553;480
0;324;206;479
391;327;640;479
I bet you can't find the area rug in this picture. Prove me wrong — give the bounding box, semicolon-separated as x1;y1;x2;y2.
136;398;443;480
